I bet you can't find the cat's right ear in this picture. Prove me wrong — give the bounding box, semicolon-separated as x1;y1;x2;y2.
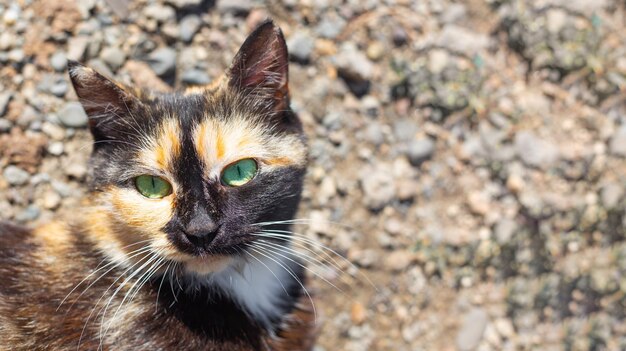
67;60;140;141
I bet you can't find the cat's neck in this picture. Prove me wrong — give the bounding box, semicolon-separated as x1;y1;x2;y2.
75;204;302;331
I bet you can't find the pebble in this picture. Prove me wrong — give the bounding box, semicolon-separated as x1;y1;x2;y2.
336;45;374;96
514;131;559;169
288;31;315;63
65;163;87;180
0;92;11;117
41;122;66;141
148;47;177;77
179;15;201;43
100;46;126;70
43;189;62;210
50;51;68;72
47;141;64;156
350;302;367;325
600;182;624;209
0;118;11;132
15;205;40;222
144;4;175;23
361;167;396;210
385;250;414;271
366;41;384;61
181;68;211;85
58;102;89;128
168;0;203;8
494;218;517;244
316;16;345;39
3;165;30;185
336;45;373;82
406;138;435;166
393;119;419;142
609;126;626;157
456;308;489;351
216;0;252;15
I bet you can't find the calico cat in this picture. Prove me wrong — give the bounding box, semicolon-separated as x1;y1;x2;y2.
0;21;317;350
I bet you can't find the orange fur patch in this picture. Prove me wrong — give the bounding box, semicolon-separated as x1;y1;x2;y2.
192;116;306;178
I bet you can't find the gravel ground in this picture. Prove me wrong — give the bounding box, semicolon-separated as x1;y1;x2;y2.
1;0;626;350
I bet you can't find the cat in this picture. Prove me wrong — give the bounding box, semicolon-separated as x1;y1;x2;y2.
0;21;318;350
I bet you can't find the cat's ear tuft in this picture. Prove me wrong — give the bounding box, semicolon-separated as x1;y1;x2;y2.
68;60;140;141
227;20;289;112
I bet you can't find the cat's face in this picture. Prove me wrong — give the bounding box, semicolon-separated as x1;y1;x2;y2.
69;22;307;275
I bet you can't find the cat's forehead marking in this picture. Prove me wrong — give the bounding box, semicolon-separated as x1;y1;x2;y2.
138;118;182;172
192;115;306;177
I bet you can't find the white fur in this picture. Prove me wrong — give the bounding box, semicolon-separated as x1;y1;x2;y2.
187;252;298;329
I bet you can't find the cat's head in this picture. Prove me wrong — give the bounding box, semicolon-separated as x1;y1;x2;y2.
69;21;307;276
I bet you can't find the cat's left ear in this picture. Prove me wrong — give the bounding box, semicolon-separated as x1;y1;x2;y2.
67;60;142;142
227;20;289;113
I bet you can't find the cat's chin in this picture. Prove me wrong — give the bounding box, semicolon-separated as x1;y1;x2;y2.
182;255;234;276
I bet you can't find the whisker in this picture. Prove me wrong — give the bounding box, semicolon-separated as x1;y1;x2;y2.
77;251;154;350
246;245;317;323
254;240;347;296
256;230;378;291
60;246;154;312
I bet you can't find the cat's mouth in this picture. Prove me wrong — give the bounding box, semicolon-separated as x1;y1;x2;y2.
182;254;234;275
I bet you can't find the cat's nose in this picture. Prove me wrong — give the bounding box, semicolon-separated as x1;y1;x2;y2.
183;207;218;245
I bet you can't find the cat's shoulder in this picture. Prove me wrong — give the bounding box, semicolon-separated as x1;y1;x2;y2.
0;220;32;246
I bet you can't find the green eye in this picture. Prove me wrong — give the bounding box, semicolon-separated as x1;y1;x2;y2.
135;175;172;199
222;159;258;187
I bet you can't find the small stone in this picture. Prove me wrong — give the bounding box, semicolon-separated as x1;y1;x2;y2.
179;15;201;43
0;118;11;132
494;318;515;339
3;165;30;185
58;102;88;128
67;36;89;61
100;46;126;70
349;249;379;268
392;26;409;46
600;182;624;209
288;31;315;63
0;92;12;117
47;141;64;156
336;45;373;97
406;138;435;166
456;308;489;351
361;167;396;210
144;4;175;22
16;205;40;222
50;51;68;72
316;16;345;39
181;68;211;85
494;218;517;244
41;122;66;141
350;302;367;325
43;190;62;210
66;163;87;180
385;251;414;272
366;41;384;61
609;126;626;157
147;47;177;77
216;0;252;15
168;0;203;8
514;131;559;169
49;80;69;97
546;9;567;33
467;191;490;216
0;32;14;51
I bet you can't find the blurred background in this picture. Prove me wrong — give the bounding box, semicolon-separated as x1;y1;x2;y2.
1;0;626;350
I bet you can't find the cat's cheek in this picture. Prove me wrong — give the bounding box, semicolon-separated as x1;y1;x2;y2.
108;187;175;236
